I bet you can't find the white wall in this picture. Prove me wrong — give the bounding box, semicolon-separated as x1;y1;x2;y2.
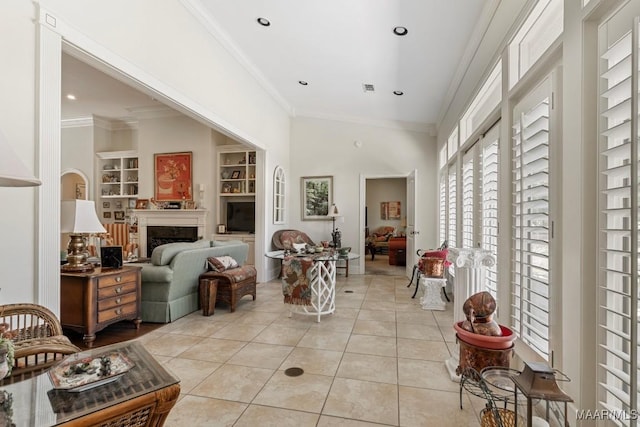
289;116;437;275
61;125;94;196
0;3;40;304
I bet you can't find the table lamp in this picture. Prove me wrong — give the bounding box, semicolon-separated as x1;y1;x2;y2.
61;200;106;272
327;204;342;248
0;130;41;187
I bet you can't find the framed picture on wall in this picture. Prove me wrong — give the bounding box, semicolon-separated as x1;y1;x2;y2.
154;151;193;202
301;175;332;220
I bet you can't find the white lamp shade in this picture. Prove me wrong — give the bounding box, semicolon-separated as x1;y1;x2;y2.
327;204;341;218
0;130;41;187
61;200;106;234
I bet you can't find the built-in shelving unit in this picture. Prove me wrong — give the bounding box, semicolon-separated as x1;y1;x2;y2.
96;150;138;224
97;150;139;199
218;149;256;196
215;147;257;264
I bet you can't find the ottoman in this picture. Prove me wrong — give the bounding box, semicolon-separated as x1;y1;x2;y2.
198;265;257;313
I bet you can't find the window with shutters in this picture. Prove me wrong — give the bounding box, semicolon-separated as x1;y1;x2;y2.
462;150;475;249
511;75;555;361
597;14;639;421
482;126;500;298
459;124;501;298
273;166;285;224
448;165;458;277
439;171;447;244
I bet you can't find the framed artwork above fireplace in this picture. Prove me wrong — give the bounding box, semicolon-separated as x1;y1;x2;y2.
154;151;193;202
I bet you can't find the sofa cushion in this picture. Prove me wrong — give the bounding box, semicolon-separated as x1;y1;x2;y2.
207;256;239;272
151;240;212;265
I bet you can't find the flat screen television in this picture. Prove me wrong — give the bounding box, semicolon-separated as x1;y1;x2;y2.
226;201;255;233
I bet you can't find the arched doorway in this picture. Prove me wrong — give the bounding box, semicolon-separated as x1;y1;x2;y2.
61;169;88;201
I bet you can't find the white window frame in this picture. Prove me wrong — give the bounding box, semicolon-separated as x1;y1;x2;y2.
460;60;502;142
448;127;459;161
596;15;639;419
508;0;563;89
273;166;285;224
511;73;558;362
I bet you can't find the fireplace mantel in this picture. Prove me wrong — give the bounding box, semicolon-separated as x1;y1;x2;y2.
133;209;207;257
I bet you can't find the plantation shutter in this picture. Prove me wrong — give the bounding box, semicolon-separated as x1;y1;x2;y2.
462;149;475;248
511;76;553;360
482;124;500;298
448;165;457;247
597;14;639;421
448;165;457;276
439;171;447;244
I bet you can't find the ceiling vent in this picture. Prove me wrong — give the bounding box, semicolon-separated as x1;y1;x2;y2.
363;84;375;93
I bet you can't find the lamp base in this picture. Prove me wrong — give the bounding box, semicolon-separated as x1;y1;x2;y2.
61;262;95;273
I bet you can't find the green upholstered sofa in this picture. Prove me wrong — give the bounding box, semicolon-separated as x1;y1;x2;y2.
139;239;249;323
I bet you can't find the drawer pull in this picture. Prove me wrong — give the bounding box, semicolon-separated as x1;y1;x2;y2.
115;308;122;315
115;298;121;304
115;287;122;294
116;276;122;282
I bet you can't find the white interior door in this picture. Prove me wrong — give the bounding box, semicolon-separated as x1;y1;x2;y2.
406;169;418;277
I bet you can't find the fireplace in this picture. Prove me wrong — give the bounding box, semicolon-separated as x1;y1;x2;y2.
147;226;198;256
133;209;207;257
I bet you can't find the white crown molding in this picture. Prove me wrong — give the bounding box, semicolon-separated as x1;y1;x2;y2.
179;0;294;117
61;116;139;130
294;109;436;135
61;117;94;128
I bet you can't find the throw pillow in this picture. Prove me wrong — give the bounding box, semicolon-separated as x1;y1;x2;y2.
207;256;239;272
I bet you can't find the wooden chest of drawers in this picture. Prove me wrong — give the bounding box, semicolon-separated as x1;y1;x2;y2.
61;266;142;347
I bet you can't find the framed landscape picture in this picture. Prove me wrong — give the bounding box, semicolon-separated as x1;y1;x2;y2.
154;151;193;202
301;175;332;220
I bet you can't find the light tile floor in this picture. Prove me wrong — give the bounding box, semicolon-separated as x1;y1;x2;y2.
134;273;486;426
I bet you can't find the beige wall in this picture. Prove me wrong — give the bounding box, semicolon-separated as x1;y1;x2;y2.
289;116;437;275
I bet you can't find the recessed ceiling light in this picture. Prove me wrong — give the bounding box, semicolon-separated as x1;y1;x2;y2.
393;90;404;96
298;81;308;86
393;26;408;36
257;17;270;27
66;94;76;100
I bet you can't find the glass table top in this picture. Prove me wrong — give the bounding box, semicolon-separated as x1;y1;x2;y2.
265;250;360;261
1;341;178;426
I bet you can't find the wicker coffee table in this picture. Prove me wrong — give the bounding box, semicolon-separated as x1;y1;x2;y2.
2;341;180;426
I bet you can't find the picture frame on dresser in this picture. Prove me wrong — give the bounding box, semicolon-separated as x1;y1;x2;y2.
101;246;123;269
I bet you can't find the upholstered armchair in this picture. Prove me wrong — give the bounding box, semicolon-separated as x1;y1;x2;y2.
102;223;139;259
365;226;396;260
272;229;316;250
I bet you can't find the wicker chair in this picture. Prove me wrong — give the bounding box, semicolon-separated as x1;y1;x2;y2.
0;303;80;382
